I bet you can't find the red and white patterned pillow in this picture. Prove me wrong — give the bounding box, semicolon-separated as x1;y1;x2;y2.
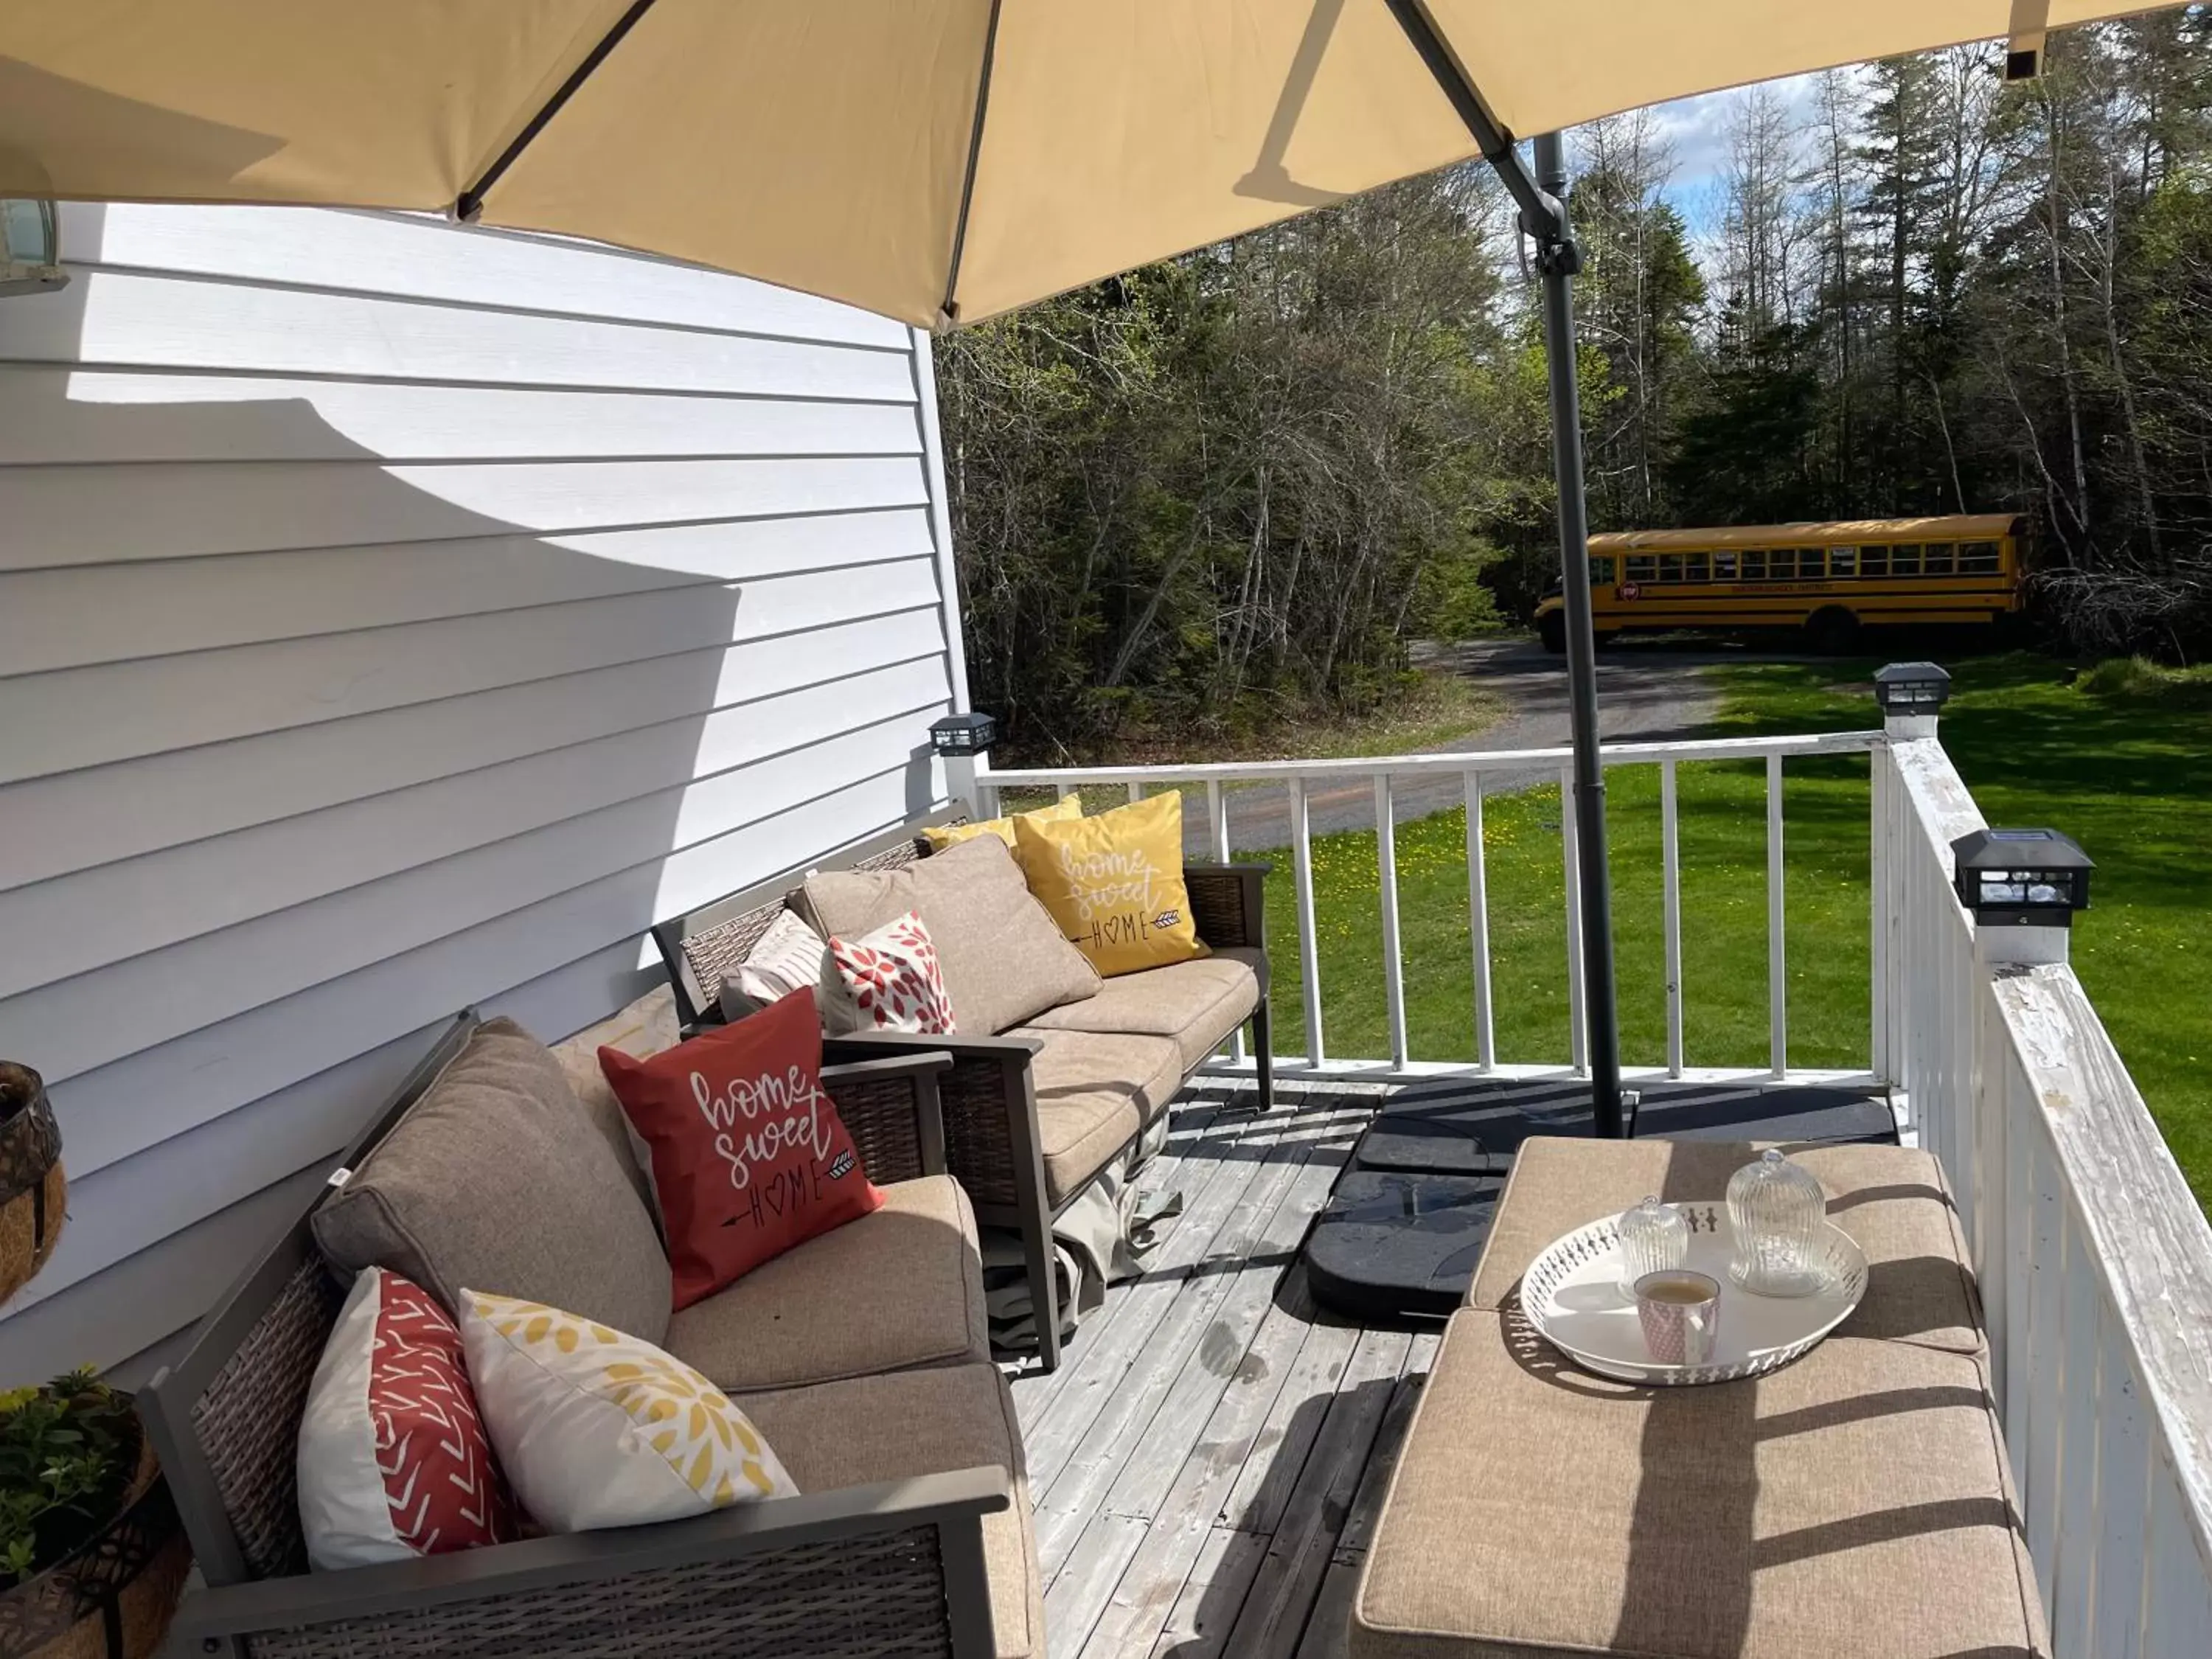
829;911;956;1034
298;1267;516;1570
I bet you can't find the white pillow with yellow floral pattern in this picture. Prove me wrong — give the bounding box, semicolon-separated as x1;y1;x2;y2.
458;1290;795;1532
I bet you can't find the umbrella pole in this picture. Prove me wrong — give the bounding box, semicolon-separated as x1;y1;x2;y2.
1529;133;1625;1140
1381;1;1623;1136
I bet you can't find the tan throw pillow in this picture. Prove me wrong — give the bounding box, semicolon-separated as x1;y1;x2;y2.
313;1018;675;1346
798;835;1099;1035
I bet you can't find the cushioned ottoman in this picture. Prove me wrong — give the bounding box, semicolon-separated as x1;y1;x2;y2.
1348;1135;2049;1658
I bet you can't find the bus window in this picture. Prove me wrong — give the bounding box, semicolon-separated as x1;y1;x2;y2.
1861;546;1888;577
1742;552;1767;580
1769;549;1797;580
1627;554;1658;582
1830;547;1857;577
1891;544;1922;576
1686;552;1711;582
1589;555;1616;584
1798;549;1826;579
1656;554;1683;582
1961;540;2001;574
1924;543;1955;575
1714;551;1739;580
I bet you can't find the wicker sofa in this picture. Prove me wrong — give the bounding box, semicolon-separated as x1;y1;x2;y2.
652;805;1273;1372
142;1006;1044;1659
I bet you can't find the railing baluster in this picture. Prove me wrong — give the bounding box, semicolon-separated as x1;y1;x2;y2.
1464;772;1495;1073
1661;759;1683;1078
1767;751;1787;1079
1056;782;1077;804
1561;766;1587;1078
1127;782;1144;804
1375;773;1409;1070
1289;776;1325;1067
1207;779;1245;1065
1869;747;1891;1088
978;781;1001;818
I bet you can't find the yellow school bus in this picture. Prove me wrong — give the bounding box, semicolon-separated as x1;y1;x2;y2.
1534;513;2028;654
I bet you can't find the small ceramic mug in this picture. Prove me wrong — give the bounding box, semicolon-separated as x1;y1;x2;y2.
1635;1269;1722;1367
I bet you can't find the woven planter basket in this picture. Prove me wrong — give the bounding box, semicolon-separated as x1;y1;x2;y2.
0;1428;191;1659
0;1064;65;1305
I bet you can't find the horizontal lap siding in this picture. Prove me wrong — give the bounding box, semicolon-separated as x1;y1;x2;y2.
0;205;959;1380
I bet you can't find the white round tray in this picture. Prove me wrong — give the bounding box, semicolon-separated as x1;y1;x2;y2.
1520;1206;1868;1386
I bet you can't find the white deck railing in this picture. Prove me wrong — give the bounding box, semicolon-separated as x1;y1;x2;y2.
980;728;1885;1083
1881;731;2212;1655
981;714;2212;1652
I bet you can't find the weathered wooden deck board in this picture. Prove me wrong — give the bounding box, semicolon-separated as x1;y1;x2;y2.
1010;1085;1441;1659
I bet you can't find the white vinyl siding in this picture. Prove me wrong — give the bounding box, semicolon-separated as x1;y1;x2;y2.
0;204;962;1384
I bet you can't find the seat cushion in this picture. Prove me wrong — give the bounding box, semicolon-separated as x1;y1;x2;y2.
1468;1137;1982;1354
1023;947;1262;1071
798;833;1099;1036
737;1363;1042;1659
1008;1028;1186;1206
1349;1310;2048;1659
313;1018;672;1345
665;1175;988;1392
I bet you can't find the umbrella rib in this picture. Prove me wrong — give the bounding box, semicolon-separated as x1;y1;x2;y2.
1379;0;1554;237
938;0;1006;327
456;0;664;222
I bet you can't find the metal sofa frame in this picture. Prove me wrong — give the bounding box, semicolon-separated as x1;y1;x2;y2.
650;806;1273;1374
139;1012;1014;1659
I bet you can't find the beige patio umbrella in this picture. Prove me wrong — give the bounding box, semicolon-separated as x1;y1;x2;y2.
0;1;2168;330
0;0;2175;1129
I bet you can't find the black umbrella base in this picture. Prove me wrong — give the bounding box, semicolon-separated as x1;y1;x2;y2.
1305;1076;1897;1326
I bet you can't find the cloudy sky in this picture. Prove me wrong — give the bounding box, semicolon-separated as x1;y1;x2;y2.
1636;72;1826;236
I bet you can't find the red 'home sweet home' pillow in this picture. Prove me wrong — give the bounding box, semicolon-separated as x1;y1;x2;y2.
597;988;883;1309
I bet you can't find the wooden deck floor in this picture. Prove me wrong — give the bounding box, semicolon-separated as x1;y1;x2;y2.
1006;1082;1430;1659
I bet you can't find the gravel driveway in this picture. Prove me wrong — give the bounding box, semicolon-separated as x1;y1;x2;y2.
1190;638;1734;855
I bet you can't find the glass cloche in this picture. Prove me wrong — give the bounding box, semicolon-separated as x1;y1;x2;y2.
1726;1150;1828;1298
1616;1194;1688;1297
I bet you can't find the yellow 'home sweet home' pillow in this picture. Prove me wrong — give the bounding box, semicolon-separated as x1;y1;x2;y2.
1012;793;1208;977
921;792;1082;851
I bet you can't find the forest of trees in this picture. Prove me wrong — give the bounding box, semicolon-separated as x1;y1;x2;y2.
937;14;2212;759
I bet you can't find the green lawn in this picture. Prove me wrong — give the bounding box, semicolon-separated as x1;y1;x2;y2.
1218;655;2211;1208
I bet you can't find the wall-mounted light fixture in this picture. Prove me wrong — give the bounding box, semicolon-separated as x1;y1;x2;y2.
1;201;68;297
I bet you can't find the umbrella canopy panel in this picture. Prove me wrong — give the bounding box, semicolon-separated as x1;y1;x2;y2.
0;1;2177;328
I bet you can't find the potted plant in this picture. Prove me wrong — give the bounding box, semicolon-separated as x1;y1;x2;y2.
0;1064;63;1305
0;1371;189;1659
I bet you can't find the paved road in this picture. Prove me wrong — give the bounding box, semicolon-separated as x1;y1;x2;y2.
1189;638;1744;855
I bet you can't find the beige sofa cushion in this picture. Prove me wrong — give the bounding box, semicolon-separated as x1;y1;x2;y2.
546;984;680;1216
799;833;1099;1035
1023;947;1262;1070
1350;1310;2047;1659
1009;1028;1185;1206
738;1362;1042;1659
665;1175;988;1392
1467;1136;1982;1354
313;1017;672;1344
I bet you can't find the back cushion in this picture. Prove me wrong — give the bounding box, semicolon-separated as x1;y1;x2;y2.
798;833;1099;1035
313;1018;673;1345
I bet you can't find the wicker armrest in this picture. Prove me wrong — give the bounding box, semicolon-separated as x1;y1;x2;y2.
821;1050;952;1182
176;1470;1011;1659
825;1032;1040;1213
1186;861;1270;952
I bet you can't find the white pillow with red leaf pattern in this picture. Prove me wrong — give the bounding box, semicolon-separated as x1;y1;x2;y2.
828;910;956;1034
